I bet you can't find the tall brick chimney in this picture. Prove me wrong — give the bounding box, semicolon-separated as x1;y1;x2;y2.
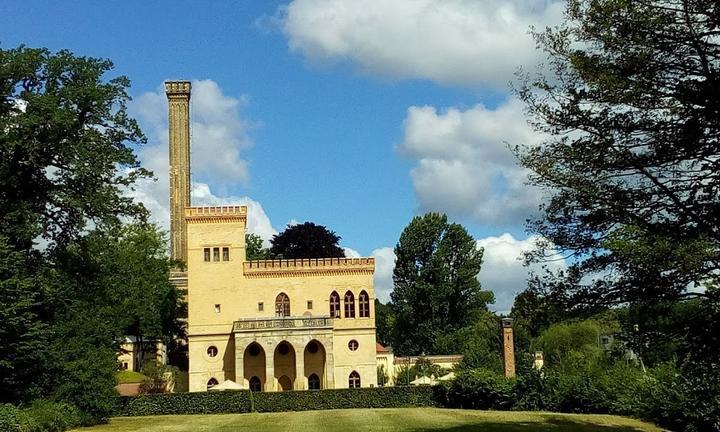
165;81;191;265
501;317;516;378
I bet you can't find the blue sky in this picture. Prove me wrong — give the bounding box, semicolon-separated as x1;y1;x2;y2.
0;0;567;311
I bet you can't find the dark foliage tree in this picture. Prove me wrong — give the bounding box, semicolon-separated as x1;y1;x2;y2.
245;233;272;260
270;222;345;259
374;299;394;347
390;213;491;356
0;46;178;420
516;2;720;426
516;0;720;356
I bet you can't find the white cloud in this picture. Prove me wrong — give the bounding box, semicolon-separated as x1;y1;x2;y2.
343;247;361;258
128;80;276;245
192;183;277;245
400;98;544;226
371;247;396;303
476;233;566;313
276;0;563;87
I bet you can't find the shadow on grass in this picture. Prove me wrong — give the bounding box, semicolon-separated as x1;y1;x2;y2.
409;417;652;432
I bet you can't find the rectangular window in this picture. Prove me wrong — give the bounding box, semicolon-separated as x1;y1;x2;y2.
222;247;229;261
203;248;211;262
213;247;220;261
307;300;313;310
258;302;264;311
214;304;221;313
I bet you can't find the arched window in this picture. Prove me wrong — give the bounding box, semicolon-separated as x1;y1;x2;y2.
359;290;370;318
308;373;321;390
329;291;341;318
207;378;219;391
249;376;262;392
275;293;290;317
348;371;361;388
344;291;355;318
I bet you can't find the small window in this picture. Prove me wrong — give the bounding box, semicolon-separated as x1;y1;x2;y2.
249;376;262;392
122;362;128;370
344;291;355;318
214;304;221;313
207;378;219;390
330;291;341;318
207;346;218;358
349;371;361;388
275;293;290;317
307;341;319;354
213;247;220;261
204;248;211;262
308;373;321;390
248;343;261;357
307;300;313;310
348;340;359;351
359;290;370;318
222;247;229;261
258;302;264;311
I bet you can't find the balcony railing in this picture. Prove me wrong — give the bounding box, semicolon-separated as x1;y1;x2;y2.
233;316;333;333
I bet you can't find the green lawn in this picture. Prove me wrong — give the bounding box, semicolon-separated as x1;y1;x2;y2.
71;408;663;432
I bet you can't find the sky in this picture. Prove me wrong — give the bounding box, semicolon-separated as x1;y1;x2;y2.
0;0;568;312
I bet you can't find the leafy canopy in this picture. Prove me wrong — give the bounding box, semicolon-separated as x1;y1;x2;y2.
270;222;345;259
390;213;491;356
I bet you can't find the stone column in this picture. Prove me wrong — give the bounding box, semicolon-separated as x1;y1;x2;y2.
265;349;275;392
295;346;305;390
323;335;335;389
165;81;191;265
234;335;245;387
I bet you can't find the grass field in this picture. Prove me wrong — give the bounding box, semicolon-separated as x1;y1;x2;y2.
71;408;663;432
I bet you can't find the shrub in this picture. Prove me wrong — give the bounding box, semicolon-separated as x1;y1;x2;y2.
115;391;251;416
446;369;514;410
0;404;20;432
252;386;439;412
115;386;439;416
16;401;84;432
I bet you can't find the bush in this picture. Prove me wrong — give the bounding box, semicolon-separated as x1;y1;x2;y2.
0;401;85;432
115;391;251;416
115;386;439;416
446;369;514;410
0;404;20;432
252;386;439;412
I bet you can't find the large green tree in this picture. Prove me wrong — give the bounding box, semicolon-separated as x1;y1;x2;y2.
516;0;720;356
0;46;177;419
516;2;720;425
390;213;490;355
270;222;345;259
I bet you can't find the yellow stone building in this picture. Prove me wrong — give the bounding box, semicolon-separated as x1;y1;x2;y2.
164;81;378;392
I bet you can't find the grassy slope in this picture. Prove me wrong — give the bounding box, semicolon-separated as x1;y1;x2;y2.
115;371;149;384
72;408;663;432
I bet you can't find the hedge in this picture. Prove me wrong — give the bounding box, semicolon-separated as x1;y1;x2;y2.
114;386;440;416
115;391;251;416
0;401;85;432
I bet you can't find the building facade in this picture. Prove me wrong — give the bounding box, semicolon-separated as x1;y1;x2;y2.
163;81;378;392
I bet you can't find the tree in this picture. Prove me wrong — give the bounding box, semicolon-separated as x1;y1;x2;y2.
374;299;395;347
245;233;272;260
516;0;720;358
0;45;152;419
390;213;491;355
270;222;345;259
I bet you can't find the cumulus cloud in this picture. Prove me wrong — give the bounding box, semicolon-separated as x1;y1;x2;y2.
477;233;566;313
400;97;544;226
343;247;361;258
275;0;563;87
371;247;396;303
127;80;276;244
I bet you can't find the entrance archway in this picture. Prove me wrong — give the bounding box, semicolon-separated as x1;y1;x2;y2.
244;342;266;391
274;341;296;391
278;375;293;391
304;339;326;390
